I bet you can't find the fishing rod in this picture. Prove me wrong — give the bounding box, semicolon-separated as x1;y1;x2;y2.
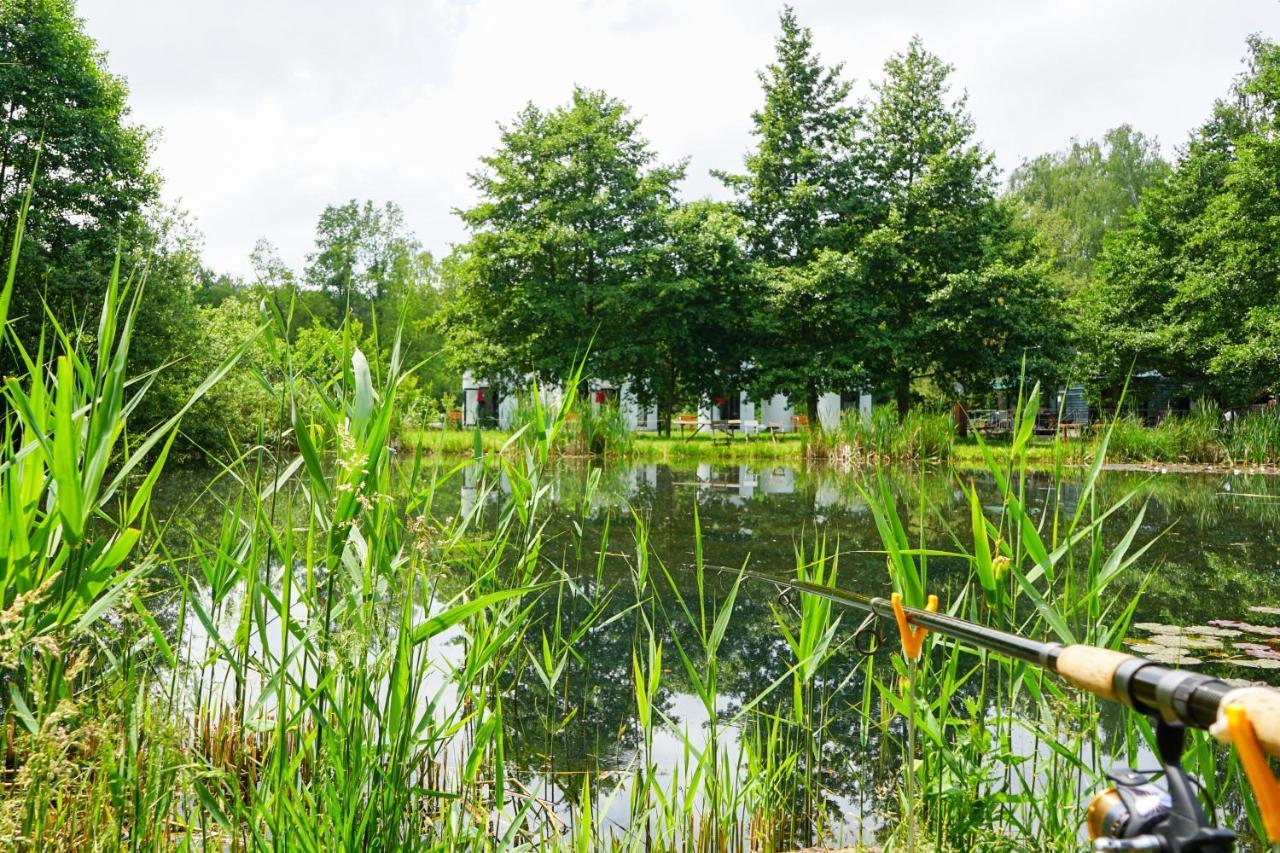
744;567;1280;852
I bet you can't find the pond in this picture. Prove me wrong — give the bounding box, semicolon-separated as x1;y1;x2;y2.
448;461;1280;652
150;460;1280;847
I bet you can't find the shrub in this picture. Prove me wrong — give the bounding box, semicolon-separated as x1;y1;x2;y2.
181;298;275;453
1104;399;1280;465
814;404;954;462
508;390;633;456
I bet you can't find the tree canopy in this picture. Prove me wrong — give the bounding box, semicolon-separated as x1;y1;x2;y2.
11;0;1277;441
718;6;874;420
855;38;1068;413
716;5;859;264
1;0;158;348
1086;36;1280;405
617;200;755;431
442;87;685;392
1009;125;1169;290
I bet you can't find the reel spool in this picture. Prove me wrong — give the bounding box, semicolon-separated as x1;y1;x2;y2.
1087;768;1172;850
1085;723;1235;852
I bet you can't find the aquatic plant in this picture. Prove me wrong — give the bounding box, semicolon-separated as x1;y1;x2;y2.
852;382;1273;849
1105;400;1280;465
3;174;1272;850
813;405;955;464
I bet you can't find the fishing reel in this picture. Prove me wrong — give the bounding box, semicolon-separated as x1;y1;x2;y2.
1087;721;1236;852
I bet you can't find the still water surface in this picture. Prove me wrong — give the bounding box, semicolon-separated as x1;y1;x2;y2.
154;461;1280;844
449;461;1280;634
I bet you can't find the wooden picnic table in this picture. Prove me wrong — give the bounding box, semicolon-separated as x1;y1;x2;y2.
675;415;700;437
709;419;743;442
1058;421;1085;440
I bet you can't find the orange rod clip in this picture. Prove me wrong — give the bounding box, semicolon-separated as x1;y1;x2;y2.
891;591;939;661
1225;703;1280;843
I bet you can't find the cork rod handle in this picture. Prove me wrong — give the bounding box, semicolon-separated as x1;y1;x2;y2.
1055;645;1134;703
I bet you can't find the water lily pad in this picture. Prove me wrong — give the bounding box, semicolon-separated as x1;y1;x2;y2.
1223;658;1280;670
1126;642;1167;655
1209;620;1280;637
1180;625;1243;638
1133;622;1180;634
1147;634;1223;650
1141;649;1203;665
1249;606;1280;616
1132;622;1241;638
1235;642;1273;652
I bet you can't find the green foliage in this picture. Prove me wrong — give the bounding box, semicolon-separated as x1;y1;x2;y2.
0;0;158;340
719;9;870;419
0;232;250;846
299;200;457;400
179;297;275;453
722;23;1067;419
815;404;955;462
716;5;858;263
304;200;418;313
858;382;1171;850
508;390;634;457
619;200;755;432
1009;125;1170;289
752;249;878;422
1105;401;1280;464
856;39;1068;413
444;87;684;393
1088;36;1280;404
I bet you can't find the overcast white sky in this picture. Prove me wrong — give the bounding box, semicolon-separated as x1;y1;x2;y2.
77;0;1280;278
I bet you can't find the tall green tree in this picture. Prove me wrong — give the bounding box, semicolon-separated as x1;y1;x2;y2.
858;37;1065;414
304;199;421;320
753;249;881;421
719;6;870;420
618;200;755;433
0;0;158;349
1009;125;1169;289
444;87;683;392
716;5;858;263
1088;36;1280;404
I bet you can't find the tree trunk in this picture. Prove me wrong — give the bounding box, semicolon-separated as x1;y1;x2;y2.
896;375;911;422
806;385;819;430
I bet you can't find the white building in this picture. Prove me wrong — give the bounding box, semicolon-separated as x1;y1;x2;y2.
701;390;871;434
461;373;871;433
461;373;657;430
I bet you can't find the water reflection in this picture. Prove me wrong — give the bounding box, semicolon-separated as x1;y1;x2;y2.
437;461;1280;631
145;460;1280;845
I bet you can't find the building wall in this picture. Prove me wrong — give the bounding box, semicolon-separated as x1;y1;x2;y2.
817;392;842;431
1062;385;1089;425
464;375;656;430
464;374;870;434
758;394;792;431
696;390;871;433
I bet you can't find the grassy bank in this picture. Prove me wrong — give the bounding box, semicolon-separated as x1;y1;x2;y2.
1106;403;1280;465
407;414;1280;473
405;424;1093;470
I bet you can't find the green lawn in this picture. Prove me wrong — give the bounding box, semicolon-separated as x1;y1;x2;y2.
402;427;513;456
629;431;808;461
402;426;1103;469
